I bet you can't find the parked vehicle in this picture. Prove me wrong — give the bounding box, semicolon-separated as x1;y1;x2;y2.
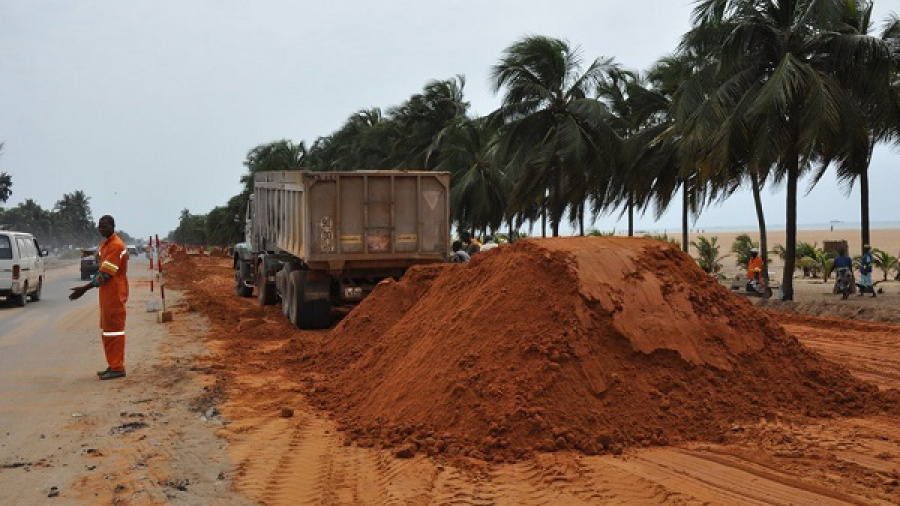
80;247;100;280
0;230;48;306
127;245;139;257
234;170;450;329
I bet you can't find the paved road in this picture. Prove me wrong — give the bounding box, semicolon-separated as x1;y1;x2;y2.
0;257;154;501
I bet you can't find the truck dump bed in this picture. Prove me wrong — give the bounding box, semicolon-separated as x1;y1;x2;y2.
253;170;450;272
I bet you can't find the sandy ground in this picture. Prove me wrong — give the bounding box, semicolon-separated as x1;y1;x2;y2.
0;259;250;505
3;235;900;505
685;228;900;279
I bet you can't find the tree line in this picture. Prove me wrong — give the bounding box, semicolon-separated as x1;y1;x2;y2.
171;0;899;301
0;164;137;249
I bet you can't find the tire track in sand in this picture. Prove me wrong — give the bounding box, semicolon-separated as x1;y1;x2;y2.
779;314;900;389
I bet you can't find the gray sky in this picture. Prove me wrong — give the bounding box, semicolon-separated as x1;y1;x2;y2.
1;0;898;241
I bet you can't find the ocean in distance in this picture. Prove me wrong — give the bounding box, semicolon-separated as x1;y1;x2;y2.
634;220;900;235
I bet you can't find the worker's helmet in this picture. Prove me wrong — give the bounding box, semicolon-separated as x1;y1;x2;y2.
750;247;759;253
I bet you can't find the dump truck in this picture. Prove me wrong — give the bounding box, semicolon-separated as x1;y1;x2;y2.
233;170;450;329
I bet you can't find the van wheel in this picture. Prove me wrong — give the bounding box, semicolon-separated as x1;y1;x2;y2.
14;282;28;307
30;278;42;302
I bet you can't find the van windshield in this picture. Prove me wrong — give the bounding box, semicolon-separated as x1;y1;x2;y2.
0;235;12;259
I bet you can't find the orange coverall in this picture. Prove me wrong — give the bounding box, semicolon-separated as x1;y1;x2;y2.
98;233;129;371
746;255;763;280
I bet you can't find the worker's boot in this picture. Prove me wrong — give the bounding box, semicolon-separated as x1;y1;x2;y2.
96;367;111;377
99;369;126;380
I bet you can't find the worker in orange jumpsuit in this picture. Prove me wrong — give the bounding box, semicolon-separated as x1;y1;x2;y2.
746;247;764;282
70;215;130;380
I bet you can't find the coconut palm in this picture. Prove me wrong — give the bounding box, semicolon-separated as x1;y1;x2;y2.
490;35;619;237
390;76;469;171
431;116;507;234
241;140;307;194
808;2;898;255
594;67;656;237
634;52;722;252
687;0;889;300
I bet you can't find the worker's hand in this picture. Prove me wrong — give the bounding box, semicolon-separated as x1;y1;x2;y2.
69;286;89;301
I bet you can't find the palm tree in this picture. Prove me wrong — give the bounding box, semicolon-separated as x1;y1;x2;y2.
595;67;656;237
431;116;508;234
809;3;898;257
390;76;469;171
241;140;307;195
632;53;720;252
490;35;619;237
687;0;889;300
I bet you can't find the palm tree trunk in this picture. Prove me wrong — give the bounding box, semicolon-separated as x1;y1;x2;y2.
750;171;770;283
579;203;585;236
782;151;799;301
681;185;689;252
627;192;634;237
552;166;562;237
541;197;547;238
860;142;873;253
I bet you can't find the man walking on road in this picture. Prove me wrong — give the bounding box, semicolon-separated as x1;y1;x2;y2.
69;215;130;380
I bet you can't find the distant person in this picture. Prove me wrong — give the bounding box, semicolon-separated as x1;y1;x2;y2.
858;244;875;297
69;215;130;380
460;231;481;256
832;247;854;295
746;247;763;283
833;247;852;275
480;235;498;251
449;240;470;263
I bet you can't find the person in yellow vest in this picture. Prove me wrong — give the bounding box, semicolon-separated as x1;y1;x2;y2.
69;215;130;380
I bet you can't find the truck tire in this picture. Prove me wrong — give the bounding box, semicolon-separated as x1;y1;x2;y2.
235;261;253;297
280;264;294;317
256;263;277;306
288;271;331;329
305;299;331;330
288;270;303;327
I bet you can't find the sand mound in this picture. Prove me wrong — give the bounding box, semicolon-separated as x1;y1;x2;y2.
298;237;880;461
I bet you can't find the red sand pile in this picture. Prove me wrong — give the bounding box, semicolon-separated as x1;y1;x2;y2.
295;237;883;461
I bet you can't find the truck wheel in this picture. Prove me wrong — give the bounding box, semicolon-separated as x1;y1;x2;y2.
287;271;330;329
280;264;294;317
235;261;253;297
306;299;331;329
288;271;304;327
256;263;276;306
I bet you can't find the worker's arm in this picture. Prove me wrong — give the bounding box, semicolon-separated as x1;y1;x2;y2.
69;272;110;300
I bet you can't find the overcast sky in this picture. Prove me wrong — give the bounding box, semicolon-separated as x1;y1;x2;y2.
1;0;898;240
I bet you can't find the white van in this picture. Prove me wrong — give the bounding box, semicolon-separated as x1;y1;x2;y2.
0;230;48;306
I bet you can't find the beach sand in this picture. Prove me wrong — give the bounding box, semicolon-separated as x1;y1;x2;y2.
672;228;900;311
683;228;900;278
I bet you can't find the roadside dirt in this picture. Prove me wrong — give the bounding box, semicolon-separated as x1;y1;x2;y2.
153;237;900;505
